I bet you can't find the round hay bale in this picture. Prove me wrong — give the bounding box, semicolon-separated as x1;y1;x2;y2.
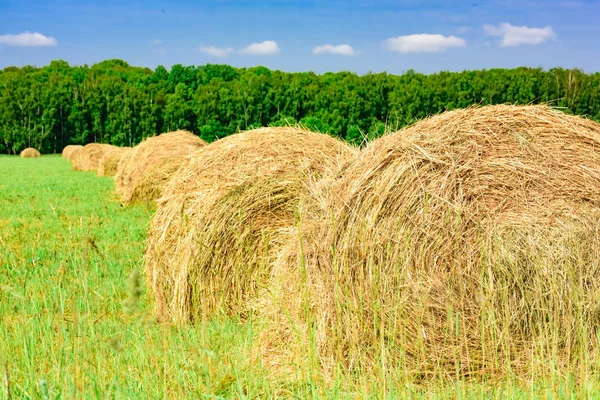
62;145;83;162
68;147;83;164
98;147;131;177
145;127;357;323
262;105;600;379
72;143;117;171
115;130;206;205
19;148;41;158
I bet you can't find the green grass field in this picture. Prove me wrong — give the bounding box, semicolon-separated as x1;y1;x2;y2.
0;155;597;399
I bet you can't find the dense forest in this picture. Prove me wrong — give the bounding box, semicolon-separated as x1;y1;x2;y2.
1;59;599;154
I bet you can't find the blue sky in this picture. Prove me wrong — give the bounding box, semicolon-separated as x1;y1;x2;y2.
0;0;599;74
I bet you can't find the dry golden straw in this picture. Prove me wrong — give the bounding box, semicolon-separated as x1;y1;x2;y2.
62;145;83;162
20;148;40;158
67;147;83;163
98;147;131;177
115;130;206;205
145;127;357;323
260;105;600;380
72;143;117;171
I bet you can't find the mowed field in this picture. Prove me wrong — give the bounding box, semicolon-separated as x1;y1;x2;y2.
0;156;264;399
0;155;599;399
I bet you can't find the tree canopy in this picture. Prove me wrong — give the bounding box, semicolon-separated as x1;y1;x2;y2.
1;60;599;154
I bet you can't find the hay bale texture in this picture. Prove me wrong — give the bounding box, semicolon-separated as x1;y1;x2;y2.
98;147;131;177
72;143;117;171
145;127;357;323
67;147;83;163
115;130;206;204
20;148;40;158
62;145;83;162
262;105;600;379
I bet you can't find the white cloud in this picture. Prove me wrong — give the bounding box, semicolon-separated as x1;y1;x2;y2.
484;23;556;47
0;31;57;47
385;34;466;53
200;46;234;58
313;44;355;56
152;39;163;46
241;40;280;55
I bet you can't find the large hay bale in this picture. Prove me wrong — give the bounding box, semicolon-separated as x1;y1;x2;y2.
115;130;206;205
72;143;117;171
62;145;83;162
262;105;600;379
98;147;131;177
145;127;357;322
19;148;40;158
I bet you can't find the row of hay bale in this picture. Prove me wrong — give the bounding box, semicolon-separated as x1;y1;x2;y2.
65;143;123;173
63;130;206;206
63;143;127;173
20;145;128;162
64;105;600;380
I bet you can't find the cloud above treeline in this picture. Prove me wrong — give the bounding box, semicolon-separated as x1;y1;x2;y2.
197;22;557;59
241;40;280;55
484;23;557;46
385;34;467;53
200;40;280;57
313;44;355;56
0;31;57;47
199;46;234;57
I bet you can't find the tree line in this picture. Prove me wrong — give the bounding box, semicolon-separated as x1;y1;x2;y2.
1;59;599;154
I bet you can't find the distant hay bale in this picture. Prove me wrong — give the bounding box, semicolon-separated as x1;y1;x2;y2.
145;127;357;323
72;143;118;171
261;105;600;379
62;145;83;162
115;130;206;205
20;148;40;158
98;147;131;177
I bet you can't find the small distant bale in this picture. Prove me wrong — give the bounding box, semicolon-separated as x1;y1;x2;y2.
98;147;131;177
144;127;357;323
72;143;118;171
262;105;600;379
115;130;206;205
20;148;41;158
62;145;83;162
